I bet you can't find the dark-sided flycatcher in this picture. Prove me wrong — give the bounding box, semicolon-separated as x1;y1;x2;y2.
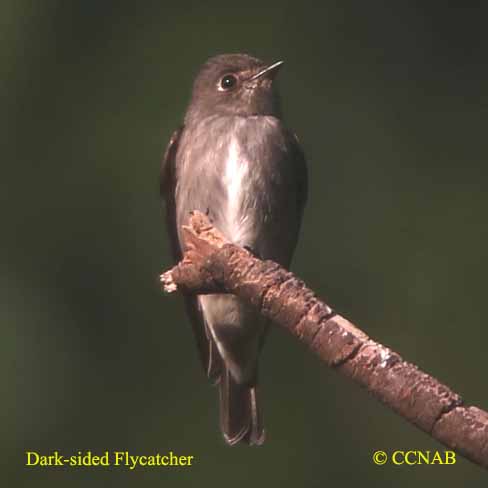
160;53;308;445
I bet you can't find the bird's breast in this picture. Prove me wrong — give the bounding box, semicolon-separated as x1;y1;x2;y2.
221;136;252;243
177;115;290;251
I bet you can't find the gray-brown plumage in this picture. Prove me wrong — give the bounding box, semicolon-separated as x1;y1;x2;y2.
160;53;307;445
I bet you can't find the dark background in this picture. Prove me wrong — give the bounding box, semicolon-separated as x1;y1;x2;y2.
5;1;487;486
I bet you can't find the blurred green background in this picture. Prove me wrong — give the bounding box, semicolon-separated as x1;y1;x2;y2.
4;1;487;486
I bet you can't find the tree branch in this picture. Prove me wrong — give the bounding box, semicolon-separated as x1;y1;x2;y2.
160;211;488;469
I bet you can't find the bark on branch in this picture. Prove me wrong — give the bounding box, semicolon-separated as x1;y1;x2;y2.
160;211;488;469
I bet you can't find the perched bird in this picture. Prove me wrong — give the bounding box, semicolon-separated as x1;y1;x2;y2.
160;53;308;445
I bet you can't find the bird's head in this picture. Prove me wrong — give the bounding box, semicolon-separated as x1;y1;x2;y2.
185;53;283;121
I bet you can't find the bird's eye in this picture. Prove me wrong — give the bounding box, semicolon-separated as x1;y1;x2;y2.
219;74;238;91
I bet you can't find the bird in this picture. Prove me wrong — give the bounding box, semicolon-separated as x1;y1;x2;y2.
160;53;308;445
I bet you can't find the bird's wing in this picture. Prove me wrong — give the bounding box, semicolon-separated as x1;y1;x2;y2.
289;130;309;217
160;126;222;382
160;127;184;262
255;129;308;354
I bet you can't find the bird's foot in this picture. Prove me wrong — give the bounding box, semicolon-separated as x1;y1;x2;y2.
243;246;262;259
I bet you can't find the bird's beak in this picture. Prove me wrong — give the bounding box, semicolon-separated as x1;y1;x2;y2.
247;60;284;82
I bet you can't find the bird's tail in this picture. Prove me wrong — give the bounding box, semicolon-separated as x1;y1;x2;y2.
219;368;265;446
